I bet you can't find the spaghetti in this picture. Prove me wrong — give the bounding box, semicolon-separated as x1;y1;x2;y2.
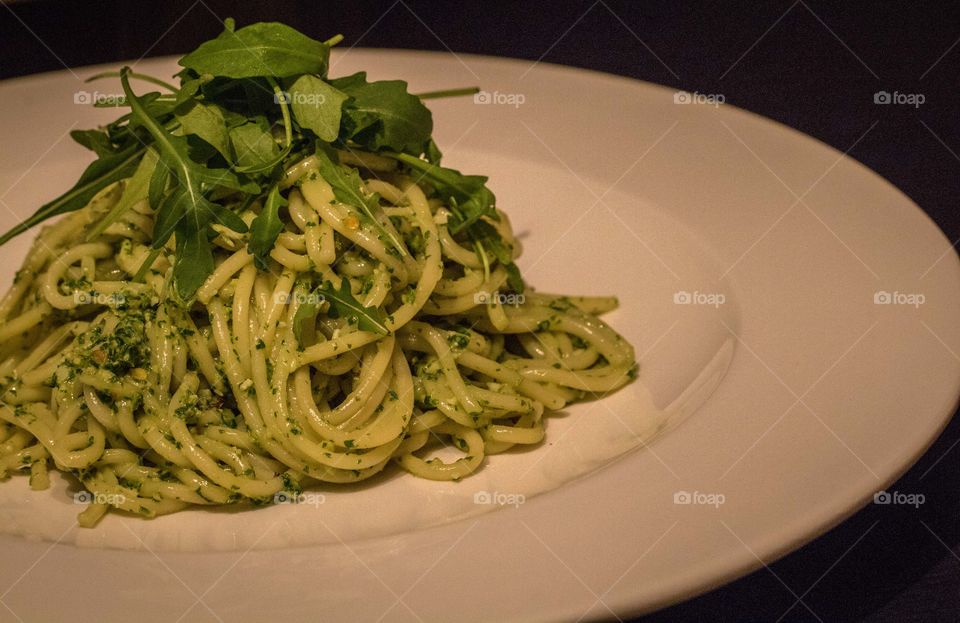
0;155;636;526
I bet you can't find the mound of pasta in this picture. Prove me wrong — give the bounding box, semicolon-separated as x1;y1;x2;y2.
0;20;636;526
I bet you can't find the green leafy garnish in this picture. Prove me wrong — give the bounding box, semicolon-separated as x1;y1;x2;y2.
0;143;143;246
176;101;232;161
331;72;433;154
317;280;389;335
87;148;158;241
313;150;407;257
292;294;318;347
387;152;495;232
230;119;280;171
70;128;120;158
179;19;331;79
0;18;522;302
120;68;249;299
287;75;347;142
247;184;287;270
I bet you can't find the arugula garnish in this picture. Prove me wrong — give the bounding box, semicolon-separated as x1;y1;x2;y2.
0;143;144;246
386;152;524;292
179;19;331;79
287;75;347;142
120;68;250;299
319;280;389;334
87;147;158;241
387;152;495;232
247;184;287;270
0;18;522;304
70;128;120;158
176;100;232;161
292;292;318;347
313;150;407;257
331;72;433;154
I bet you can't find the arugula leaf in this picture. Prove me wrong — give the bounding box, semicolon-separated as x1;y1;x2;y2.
468;220;511;265
87;148;159;240
121;68;250;299
469;219;524;292
180;19;331;79
313;150;407;256
504;262;525;293
387;152;524;290
71;129;118;157
331;72;432;154
388;152;495;232
121;68;248;244
174;77;205;107
148;159;170;208
292;291;318;347
287;75;347;142
171;219;215;299
119;91;180;130
0;142;144;246
424;138;443;165
230;120;280;171
317;280;389;335
247;184;286;270
176;100;232;161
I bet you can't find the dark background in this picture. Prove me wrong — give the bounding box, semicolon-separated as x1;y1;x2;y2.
2;1;959;621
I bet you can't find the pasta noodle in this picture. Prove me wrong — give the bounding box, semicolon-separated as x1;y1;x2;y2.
0;156;636;526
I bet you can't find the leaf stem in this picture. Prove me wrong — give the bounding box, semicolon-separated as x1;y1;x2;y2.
268;78;293;148
85;70;178;92
415;87;480;100
133;247;162;281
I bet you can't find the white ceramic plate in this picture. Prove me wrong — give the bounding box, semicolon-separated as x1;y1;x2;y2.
0;51;957;622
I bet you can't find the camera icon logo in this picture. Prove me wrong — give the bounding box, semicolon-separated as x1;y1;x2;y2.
873;291;892;304
673;291;692;304
473;490;492;505
673;91;692;104
73;491;93;504
274;492;295;504
673;490;692;505
473;90;492;104
873;491;891;504
874;91;891;104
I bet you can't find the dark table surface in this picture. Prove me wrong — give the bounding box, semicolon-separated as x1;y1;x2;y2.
1;1;958;621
